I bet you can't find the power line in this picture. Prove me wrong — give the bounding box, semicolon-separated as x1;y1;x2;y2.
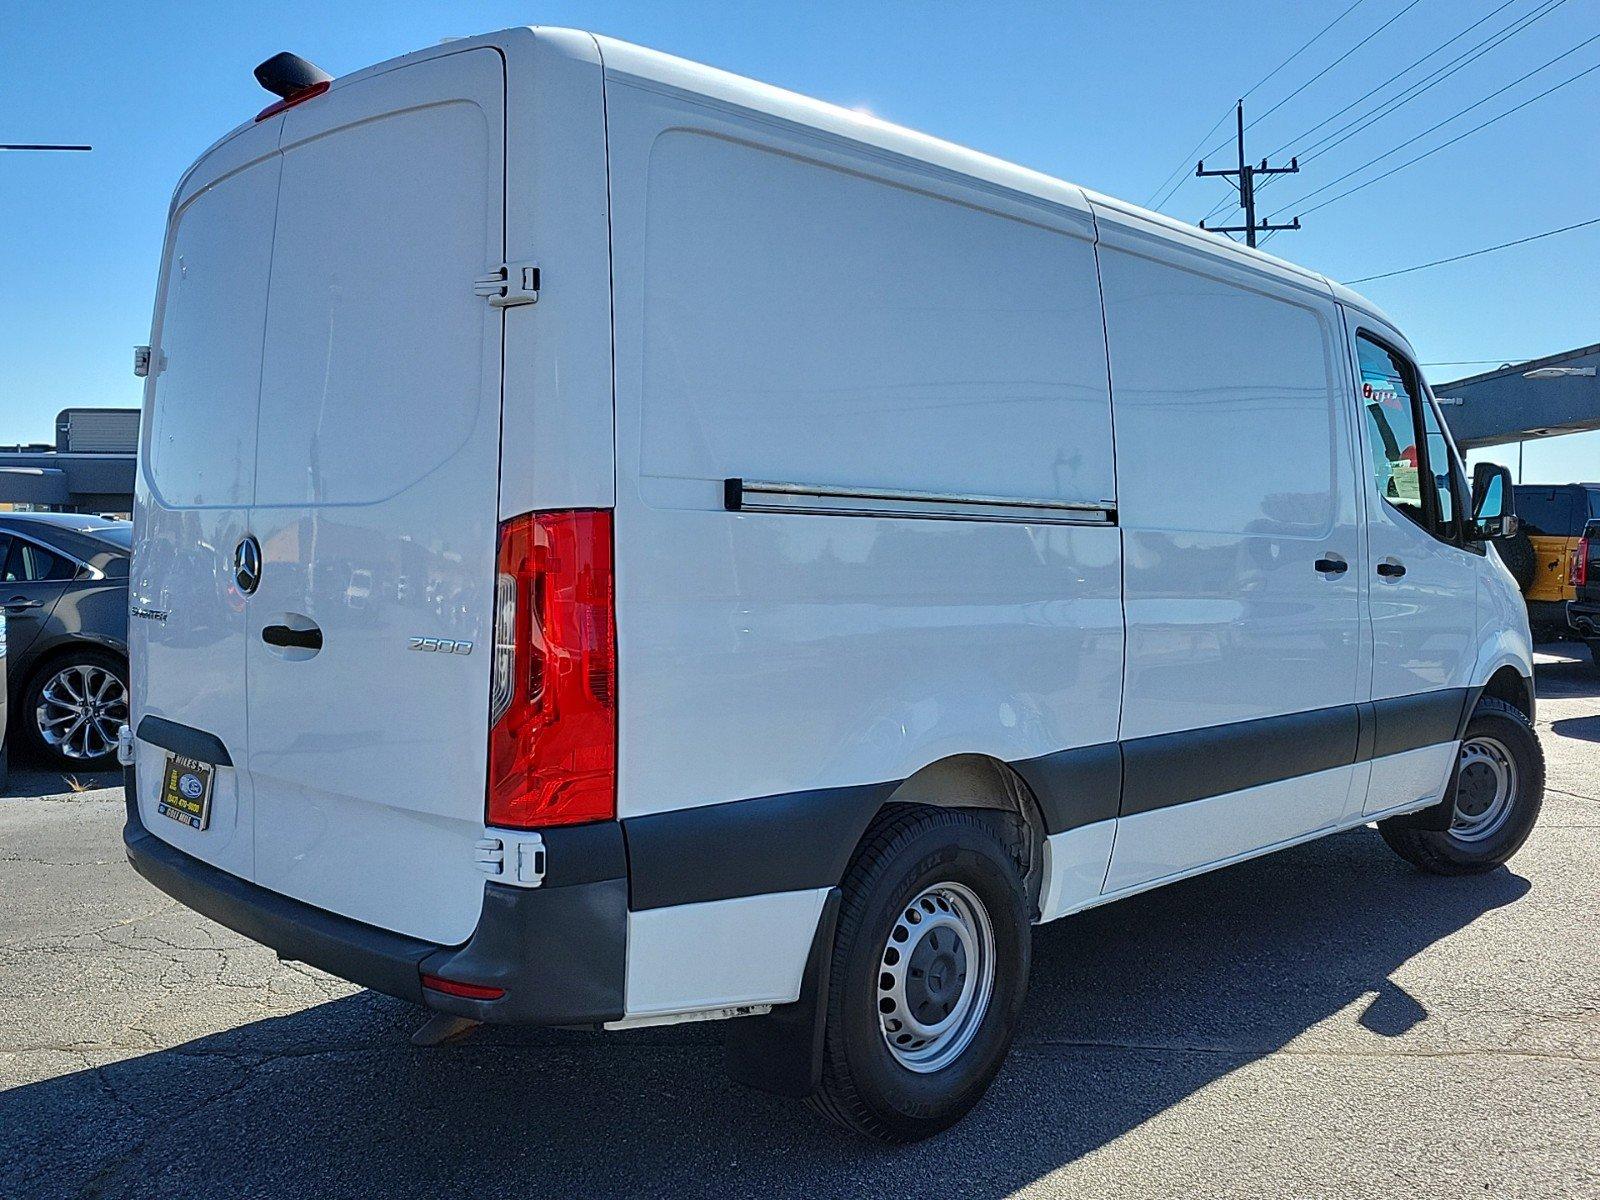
1144;106;1236;210
1143;0;1371;210
1289;0;1572;166
1262;0;1522;160
1292;49;1600;217
1270;0;1557;162
1199;0;1569;226
1197;0;1427;163
1344;215;1600;283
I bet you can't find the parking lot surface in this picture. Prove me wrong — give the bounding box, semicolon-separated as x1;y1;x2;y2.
2;652;1597;1199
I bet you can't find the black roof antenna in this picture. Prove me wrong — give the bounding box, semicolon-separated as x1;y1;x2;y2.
254;52;333;99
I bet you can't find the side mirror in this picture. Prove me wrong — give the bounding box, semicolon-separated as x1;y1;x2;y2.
1470;462;1517;540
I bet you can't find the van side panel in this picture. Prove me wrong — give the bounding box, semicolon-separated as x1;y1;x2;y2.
497;30;616;518
624;888;831;1018
603;73;1123;1010
1093;207;1365;885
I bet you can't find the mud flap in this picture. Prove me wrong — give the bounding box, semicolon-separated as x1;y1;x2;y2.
723;887;841;1098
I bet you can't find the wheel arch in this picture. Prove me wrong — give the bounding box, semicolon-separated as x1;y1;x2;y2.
1479;664;1534;724
17;635;129;700
876;753;1049;917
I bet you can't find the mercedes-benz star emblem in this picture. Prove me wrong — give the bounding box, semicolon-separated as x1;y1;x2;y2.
234;535;262;595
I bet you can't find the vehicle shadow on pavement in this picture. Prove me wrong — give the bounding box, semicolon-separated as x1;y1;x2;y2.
1532;647;1600;701
1;741;121;800
2;826;1529;1199
1549;714;1600;743
0;766;121;800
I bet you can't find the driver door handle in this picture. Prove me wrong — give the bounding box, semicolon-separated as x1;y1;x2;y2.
1314;556;1349;575
4;597;42;610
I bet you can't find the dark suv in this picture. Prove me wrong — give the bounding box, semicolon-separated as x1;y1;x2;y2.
0;513;130;768
1566;519;1600;668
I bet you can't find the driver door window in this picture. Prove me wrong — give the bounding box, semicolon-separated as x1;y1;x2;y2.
1421;388;1469;539
1356;333;1463;544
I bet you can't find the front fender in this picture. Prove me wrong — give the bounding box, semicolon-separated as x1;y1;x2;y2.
1473;551;1534;699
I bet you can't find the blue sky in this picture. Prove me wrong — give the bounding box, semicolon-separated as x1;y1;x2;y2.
3;0;1597;479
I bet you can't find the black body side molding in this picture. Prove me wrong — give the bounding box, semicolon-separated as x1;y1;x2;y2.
1383;684;1485;832
624;784;890;910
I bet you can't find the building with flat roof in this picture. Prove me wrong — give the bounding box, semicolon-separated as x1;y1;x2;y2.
0;408;138;514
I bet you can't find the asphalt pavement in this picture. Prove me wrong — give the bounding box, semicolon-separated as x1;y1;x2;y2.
2;652;1597;1198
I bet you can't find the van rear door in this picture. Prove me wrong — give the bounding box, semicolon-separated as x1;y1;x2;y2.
244;49;507;945
132;119;282;884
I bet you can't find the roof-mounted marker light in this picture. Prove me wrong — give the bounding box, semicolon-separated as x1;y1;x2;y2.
253;51;333;122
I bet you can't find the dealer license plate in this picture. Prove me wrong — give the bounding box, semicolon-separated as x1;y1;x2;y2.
158;754;214;831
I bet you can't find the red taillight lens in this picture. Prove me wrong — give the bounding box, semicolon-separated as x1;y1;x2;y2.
487;510;616;829
421;974;505;1001
1573;539;1589;588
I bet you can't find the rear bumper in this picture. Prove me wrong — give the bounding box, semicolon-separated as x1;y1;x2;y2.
121;770;627;1026
1527;598;1572;636
1567;600;1600;639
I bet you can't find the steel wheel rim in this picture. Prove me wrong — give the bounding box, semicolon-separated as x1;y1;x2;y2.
877;881;996;1074
1451;734;1517;843
37;664;127;761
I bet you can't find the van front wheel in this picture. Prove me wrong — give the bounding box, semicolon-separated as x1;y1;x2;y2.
1379;696;1544;874
807;807;1030;1141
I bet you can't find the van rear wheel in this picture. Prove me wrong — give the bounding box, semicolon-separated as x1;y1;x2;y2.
1379;697;1544;874
807;807;1030;1141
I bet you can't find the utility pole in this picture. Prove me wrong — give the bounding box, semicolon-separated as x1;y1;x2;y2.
1197;102;1299;248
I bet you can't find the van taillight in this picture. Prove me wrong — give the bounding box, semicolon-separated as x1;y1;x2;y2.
487;510;616;829
1573;538;1589;588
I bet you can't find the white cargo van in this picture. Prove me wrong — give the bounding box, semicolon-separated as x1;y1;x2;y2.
124;28;1542;1141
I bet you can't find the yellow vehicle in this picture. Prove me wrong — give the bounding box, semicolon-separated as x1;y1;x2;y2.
1509;483;1600;638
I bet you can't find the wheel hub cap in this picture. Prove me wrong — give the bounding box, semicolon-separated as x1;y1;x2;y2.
1451;735;1517;843
877;882;996;1074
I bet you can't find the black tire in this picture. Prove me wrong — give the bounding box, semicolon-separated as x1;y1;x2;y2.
21;648;128;770
807;806;1030;1142
1379;697;1543;875
1496;528;1538;593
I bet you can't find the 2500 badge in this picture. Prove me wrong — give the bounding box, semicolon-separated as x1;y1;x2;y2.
408;637;473;655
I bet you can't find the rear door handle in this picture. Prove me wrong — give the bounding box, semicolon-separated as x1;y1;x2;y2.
1314;556;1349;575
4;597;42;610
262;624;323;651
1376;560;1407;578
